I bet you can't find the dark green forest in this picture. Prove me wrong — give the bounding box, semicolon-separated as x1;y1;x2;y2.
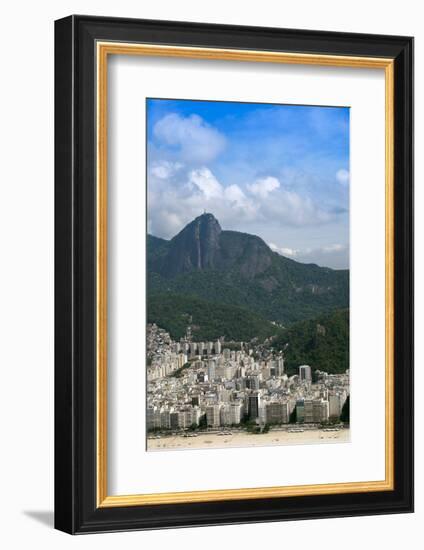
274;308;349;375
147;292;282;342
147;218;349;326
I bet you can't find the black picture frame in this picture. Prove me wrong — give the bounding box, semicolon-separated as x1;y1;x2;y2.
55;14;414;534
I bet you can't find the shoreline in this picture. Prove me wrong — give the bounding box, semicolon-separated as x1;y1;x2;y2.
147;427;350;452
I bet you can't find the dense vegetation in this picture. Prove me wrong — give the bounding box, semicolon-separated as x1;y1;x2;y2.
273;309;349;375
147;215;349;326
148;263;348;326
147;292;282;342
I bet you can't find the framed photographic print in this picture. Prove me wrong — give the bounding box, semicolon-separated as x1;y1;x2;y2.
54;15;414;533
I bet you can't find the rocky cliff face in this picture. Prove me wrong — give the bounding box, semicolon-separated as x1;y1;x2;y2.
152;213;272;278
163;213;222;275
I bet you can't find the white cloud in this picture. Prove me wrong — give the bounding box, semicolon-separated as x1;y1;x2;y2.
224;183;244;203
151;209;184;238
269;242;349;269
263;188;331;226
322;243;345;253
269;243;298;257
336;169;350;186
153;113;226;163
223;184;251;210
247;176;280;198
188;167;223;200
150;161;183;179
148;158;340;242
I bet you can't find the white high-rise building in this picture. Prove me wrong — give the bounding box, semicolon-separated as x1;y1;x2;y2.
207;361;216;381
314;399;329;423
224;365;236;380
153;408;161;428
146;406;155;430
304;399;314;423
206;404;221;427
303;398;330;423
259;403;267;424
220;404;231;426
178;352;188;368
177;411;187;429
299;365;312;382
160;408;171;429
266;401;289;424
277;357;285;376
191;406;201;426
229;402;242;425
329;393;346;419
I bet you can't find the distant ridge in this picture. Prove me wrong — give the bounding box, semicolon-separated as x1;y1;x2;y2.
147;213;349;325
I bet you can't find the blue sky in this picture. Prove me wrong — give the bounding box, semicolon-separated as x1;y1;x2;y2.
146;98;350;269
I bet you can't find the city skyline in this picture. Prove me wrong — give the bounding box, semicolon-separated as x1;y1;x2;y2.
146;322;349;452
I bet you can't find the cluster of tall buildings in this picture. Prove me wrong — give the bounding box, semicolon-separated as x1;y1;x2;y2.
147;404;201;430
146;324;349;432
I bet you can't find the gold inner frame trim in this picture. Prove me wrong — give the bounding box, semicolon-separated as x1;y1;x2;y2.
96;41;395;508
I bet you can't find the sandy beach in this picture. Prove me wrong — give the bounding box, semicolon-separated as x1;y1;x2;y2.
147;428;350;452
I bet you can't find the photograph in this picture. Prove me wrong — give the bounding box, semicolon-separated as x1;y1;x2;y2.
146;98;351;452
51;10;413;536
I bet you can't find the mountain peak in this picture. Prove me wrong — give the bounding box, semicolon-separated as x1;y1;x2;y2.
196;211;220;223
174;212;222;243
161;213;222;276
149;212;276;278
188;212;222;233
